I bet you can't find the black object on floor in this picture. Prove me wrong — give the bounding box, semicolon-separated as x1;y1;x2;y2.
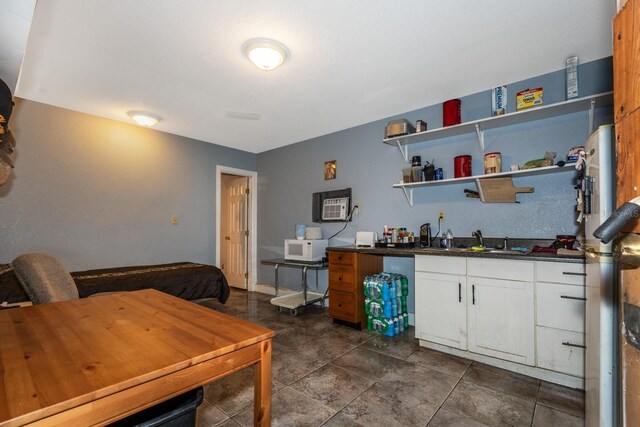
107;386;204;427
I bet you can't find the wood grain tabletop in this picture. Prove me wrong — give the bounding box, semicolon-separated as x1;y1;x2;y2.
0;289;274;426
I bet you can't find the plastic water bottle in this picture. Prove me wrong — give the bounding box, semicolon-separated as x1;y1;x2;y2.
394;316;400;335
404;313;409;329
400;276;409;296
383;301;392;319
385;317;395;337
381;281;390;301
398;314;405;332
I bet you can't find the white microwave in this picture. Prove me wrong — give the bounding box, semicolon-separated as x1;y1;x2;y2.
284;239;328;262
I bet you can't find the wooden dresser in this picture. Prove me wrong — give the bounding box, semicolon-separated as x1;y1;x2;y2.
328;250;383;329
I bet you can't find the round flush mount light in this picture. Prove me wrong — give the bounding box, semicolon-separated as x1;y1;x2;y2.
127;110;161;127
242;38;288;71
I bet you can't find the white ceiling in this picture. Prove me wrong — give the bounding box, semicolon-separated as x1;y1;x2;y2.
0;0;36;93
12;1;614;153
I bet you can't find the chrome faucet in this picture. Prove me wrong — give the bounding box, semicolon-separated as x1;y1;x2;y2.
503;236;509;250
472;230;484;247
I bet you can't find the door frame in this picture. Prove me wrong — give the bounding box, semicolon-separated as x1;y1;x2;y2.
215;165;257;291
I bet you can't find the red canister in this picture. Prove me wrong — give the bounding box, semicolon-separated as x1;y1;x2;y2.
454;155;472;178
443;99;461;127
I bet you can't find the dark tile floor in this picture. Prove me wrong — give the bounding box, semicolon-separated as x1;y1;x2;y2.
196;289;585;426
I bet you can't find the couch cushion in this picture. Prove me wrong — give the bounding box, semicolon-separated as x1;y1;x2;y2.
12;253;79;304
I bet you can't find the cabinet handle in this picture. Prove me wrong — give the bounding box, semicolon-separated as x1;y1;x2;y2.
562;342;586;349
338;275;342;281
560;295;587;301
472;284;475;305
562;272;587;276
458;283;462;303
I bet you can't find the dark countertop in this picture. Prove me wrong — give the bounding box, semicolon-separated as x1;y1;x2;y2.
327;245;585;264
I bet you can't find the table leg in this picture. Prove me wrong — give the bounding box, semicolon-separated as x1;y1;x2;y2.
254;339;272;426
274;264;280;297
302;266;308;304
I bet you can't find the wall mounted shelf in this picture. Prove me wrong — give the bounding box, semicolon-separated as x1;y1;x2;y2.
394;164;579;206
384;91;613;160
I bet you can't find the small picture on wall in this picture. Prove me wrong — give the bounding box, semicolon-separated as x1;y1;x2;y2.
324;160;336;180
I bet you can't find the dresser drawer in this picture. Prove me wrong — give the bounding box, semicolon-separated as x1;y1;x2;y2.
329;251;355;267
329;266;356;292
329;289;357;322
536;262;586;286
536;326;585;378
536;282;585;333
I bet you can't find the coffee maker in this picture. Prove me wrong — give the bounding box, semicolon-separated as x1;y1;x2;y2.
420;223;432;247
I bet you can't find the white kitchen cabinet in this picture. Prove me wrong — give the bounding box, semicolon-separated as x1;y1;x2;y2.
534;261;586;378
467;276;535;365
536;326;585;377
415;255;467;349
415;271;467;350
414;256;584;386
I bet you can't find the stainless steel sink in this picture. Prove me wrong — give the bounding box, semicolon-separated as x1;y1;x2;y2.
419;247;530;255
482;248;531;255
418;247;473;252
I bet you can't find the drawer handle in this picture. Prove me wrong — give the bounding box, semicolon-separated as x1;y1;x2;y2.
338;275;342;281
472;284;476;305
458;283;462;303
560;295;587;301
562;272;587;277
562;342;586;349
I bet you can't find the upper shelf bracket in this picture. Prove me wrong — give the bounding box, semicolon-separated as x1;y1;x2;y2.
401;187;413;207
396;141;409;162
474;123;485;151
588;99;596;134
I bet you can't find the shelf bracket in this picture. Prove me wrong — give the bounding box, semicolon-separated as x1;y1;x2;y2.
396;140;409;162
474;123;485;151
588;99;596;134
401;187;413;207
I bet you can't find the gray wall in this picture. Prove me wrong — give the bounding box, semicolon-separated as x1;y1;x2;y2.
256;57;613;314
0;100;256;270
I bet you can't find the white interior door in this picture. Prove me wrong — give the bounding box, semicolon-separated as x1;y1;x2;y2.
220;174;248;289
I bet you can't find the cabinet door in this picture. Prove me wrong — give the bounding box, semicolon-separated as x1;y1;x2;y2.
415;272;467;350
467;276;535;365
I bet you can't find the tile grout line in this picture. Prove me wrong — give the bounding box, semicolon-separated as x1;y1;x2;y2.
427;362;473;426
530;381;541;427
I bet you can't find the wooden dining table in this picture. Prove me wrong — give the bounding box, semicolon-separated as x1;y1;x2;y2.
0;289;274;426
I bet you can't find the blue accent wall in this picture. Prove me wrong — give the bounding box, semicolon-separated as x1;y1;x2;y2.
0;100;256;270
257;57;613;314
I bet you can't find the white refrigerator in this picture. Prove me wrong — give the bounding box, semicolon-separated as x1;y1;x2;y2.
583;124;617;427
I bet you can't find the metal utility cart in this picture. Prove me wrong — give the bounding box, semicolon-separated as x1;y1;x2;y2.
261;258;328;316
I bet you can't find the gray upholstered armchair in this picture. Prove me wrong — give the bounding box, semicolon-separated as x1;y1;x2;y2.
12;253;79;304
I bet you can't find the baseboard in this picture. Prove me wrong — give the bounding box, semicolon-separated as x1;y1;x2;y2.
252;284;415;324
418;339;584;389
254;283;296;297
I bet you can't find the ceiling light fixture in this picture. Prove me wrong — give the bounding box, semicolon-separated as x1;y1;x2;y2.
127;110;161;127
243;38;288;71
